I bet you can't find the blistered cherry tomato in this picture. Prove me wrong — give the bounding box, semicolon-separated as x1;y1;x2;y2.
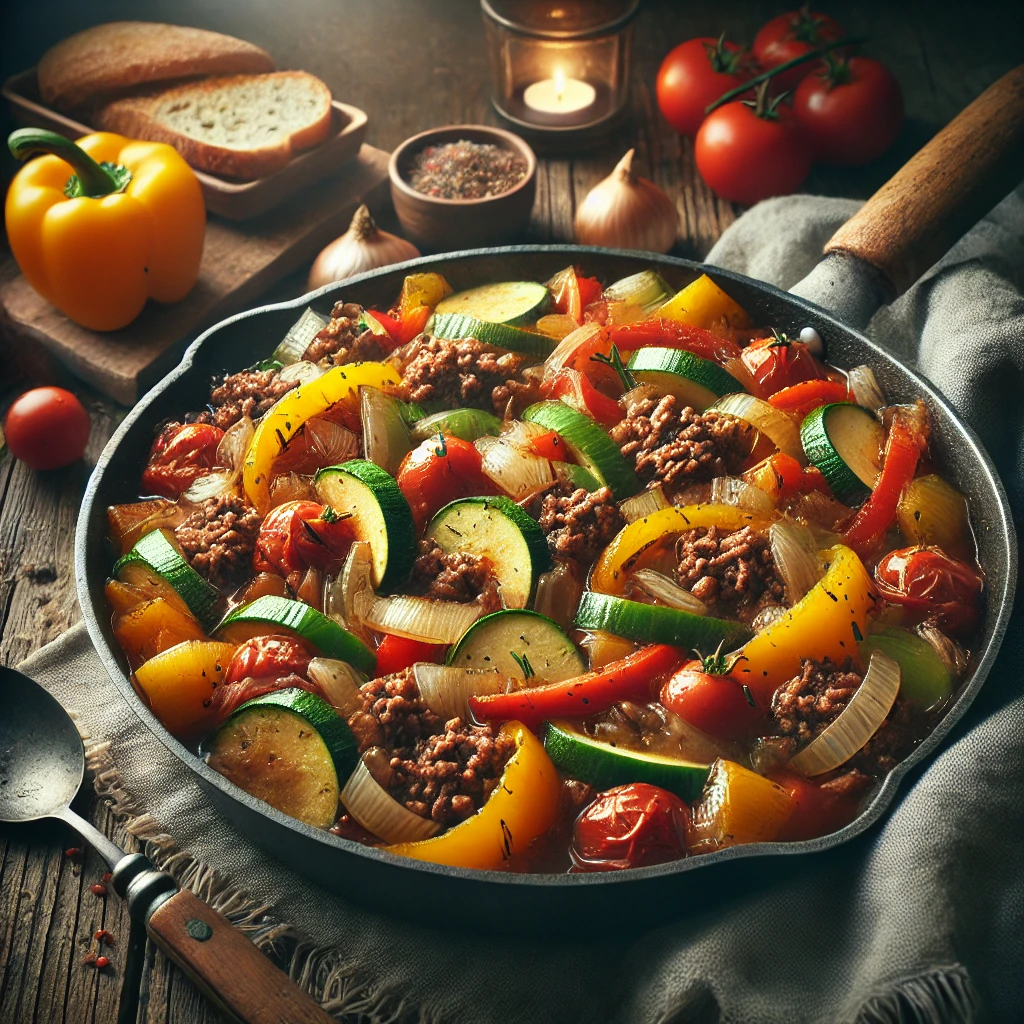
571;783;690;871
397;434;491;530
3;386;91;471
874;546;983;636
142;422;224;498
740;335;827;397
224;635;312;686
753;8;845;93
253;500;354;578
374;634;445;678
660;656;766;737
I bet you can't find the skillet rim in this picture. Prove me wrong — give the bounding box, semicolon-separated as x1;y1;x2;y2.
74;244;1018;891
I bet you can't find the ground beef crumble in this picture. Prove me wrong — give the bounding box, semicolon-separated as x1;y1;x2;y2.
399;335;527;413
302;301;385;365
520;480;623;563
409;538;503;612
675;524;784;616
610;395;754;495
204;368;298;431
174;494;262;590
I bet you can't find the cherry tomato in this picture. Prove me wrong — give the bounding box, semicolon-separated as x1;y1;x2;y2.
660;655;766;737
794;56;903;166
695;96;812;205
141;422;224;498
3;386;91;471
253;500;354;578
657;36;753;138
753;9;844;93
874;546;983;636
740;334;827;396
396;434;491;530
571;783;690;871
769;769;869;841
373;634;445;677
224;635;312;686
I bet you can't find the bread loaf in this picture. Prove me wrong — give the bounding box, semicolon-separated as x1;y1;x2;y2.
38;22;275;110
97;72;335;181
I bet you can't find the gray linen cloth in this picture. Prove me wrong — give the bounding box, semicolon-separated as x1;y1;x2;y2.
18;190;1024;1023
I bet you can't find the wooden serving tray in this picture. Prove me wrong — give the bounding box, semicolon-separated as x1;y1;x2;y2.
2;68;369;221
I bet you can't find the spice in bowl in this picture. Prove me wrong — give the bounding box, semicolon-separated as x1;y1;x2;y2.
407;139;528;200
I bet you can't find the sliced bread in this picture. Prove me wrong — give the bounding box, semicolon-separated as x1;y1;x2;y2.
97;72;335;181
38;22;275;111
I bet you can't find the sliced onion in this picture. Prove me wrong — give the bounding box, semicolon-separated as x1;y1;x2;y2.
268;471;318;505
789;651;901;777
542;322;603;381
769;519;823;605
324;541;375;645
277;360;323;385
535;313;581;341
217;415;254;473
916;623;968;679
710;475;775;513
604;269;673;314
750;603;787;632
476;436;553;499
413;663;508;722
273;417;359;476
364;595;482;645
499;418;548;444
631;568;708;616
533;561;583;631
720;357;760;398
710;393;803;461
307;657;365;717
340;759;440;843
847;365;886;411
273;307;329;365
619;382;661;415
360;385;411;476
183;469;237;503
618;485;670;524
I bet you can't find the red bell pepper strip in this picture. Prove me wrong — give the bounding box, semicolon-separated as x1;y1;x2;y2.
541;368;622;427
374;634;445;677
469;644;683;730
527;429;566;461
843;406;927;557
365;305;431;347
768;379;850;419
607;318;742;364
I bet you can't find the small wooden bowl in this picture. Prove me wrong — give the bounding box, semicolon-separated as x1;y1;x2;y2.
389;125;536;251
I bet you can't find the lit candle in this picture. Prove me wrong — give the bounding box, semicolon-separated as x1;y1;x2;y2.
523;67;597;117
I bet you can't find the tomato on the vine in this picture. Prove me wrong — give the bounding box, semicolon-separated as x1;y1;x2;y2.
793;56;904;166
253;500;355;578
753;8;844;93
657;36;753;138
396;434;492;529
695;85;812;205
3;386;91;471
740;332;827;396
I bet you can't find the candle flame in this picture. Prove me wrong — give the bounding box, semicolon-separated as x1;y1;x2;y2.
553;67;566;101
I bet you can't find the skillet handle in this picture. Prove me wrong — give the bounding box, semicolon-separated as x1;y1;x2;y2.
145;888;335;1024
823;64;1024;296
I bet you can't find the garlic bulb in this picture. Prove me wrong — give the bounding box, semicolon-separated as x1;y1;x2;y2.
574;149;677;253
308;204;420;290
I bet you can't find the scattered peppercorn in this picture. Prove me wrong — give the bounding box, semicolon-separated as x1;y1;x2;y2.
102;871;112;882
94;928;115;945
407;140;528;200
82;953;96;966
94;956;110;969
90;883;107;896
64;847;81;858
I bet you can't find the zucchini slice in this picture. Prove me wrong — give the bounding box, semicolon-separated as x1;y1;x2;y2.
314;459;415;590
544;721;710;802
800;403;883;505
627;347;747;412
206;688;358;828
409;408;503;444
425;496;551;609
435;282;550;325
447;609;585;683
216;595;376;674
575;591;752;652
114;528;220;630
523;401;639;500
431;313;555;358
553;461;603;492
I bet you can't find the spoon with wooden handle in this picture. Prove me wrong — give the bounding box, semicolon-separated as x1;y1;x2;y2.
0;665;335;1024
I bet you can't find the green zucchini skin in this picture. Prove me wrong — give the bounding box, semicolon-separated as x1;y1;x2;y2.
627;347;747;411
800;403;883;505
431;313;555;357
435;281;550;325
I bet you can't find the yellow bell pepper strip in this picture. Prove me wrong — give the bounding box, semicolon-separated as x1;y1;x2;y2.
657;274;753;336
733;544;878;708
243;361;401;513
5;129;204;331
385;722;561;869
590;504;774;595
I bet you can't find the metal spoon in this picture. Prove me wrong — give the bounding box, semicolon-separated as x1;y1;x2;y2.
0;666;334;1024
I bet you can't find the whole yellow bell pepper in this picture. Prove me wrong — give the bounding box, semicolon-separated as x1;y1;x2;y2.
385;722;561;870
5;128;204;331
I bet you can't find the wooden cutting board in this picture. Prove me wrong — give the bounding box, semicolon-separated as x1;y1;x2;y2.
0;144;391;404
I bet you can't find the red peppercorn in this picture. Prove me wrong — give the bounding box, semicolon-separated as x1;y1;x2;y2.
64;847;82;858
94;956;110;969
102;871;112;882
90;883;107;896
82;953;96;965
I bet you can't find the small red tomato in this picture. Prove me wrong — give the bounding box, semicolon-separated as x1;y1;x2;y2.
769;769;871;842
374;634;445;677
740;334;827;397
794;56;904;166
753;9;845;93
571;783;690;872
224;635;313;686
141;422;224;497
695;93;812;205
4;386;91;470
874;546;983;636
660;652;766;738
657;36;753;138
254;500;354;578
396;434;491;530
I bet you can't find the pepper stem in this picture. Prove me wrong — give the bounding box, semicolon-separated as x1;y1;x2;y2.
8;128;123;198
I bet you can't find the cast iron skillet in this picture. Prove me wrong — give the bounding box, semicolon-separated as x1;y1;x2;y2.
75;70;1023;926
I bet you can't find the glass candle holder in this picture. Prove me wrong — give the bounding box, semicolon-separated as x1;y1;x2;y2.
481;0;638;146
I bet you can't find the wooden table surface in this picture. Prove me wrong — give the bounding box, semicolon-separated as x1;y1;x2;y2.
1;1;1021;1021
